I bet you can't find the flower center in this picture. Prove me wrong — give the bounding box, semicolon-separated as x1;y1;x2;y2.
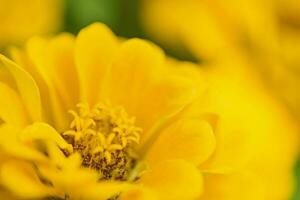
62;102;142;181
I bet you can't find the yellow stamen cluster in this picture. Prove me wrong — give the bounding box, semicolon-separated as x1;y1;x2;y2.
62;102;142;180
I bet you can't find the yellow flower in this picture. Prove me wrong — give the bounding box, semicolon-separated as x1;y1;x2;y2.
141;0;300;121
0;23;214;199
142;0;279;61
171;57;299;200
142;1;299;199
0;0;63;47
1;19;298;200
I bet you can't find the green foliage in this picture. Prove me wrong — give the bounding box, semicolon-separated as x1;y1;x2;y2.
64;0;120;34
63;0;196;61
292;158;300;200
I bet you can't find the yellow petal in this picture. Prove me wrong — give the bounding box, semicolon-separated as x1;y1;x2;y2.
38;154;98;188
0;0;63;45
166;58;207;88
145;119;216;166
139;160;203;200
10;46;54;124
0;60;17;90
121;187;158;200
101;38;164;111
102;39;196;142
257;170;295;200
25;37;51;84
20;122;73;152
0;54;42;122
63;153;82;170
180;2;233;60
45;33;79;109
0;82;28;127
212;0;278;54
24;34;79;114
142;0;278;60
0;124;47;162
198;62;298;174
75;23;119;104
83;182;135;200
26;36;70;131
0;160;53;198
103;39;195;145
142;0;232;59
101;38;200;146
201;172;265;200
137;75;198;146
46;140;68;166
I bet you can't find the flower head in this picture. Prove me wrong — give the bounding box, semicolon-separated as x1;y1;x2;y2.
0;23;214;199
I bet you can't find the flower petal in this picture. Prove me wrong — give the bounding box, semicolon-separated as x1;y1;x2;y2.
139;160;203;200
0;82;28;127
10;45;56;125
38;154;98;188
201;172;265;200
103;39;193;143
0;124;47;162
0;160;53;198
137;75;198;146
75;23;119;104
19;122;73;152
145;119;216;166
0;54;42;122
121;187;158;200
101;38;164;110
102;39;195;143
45;33;79;109
83;182;135;200
25;34;79;112
0;61;16;89
25;36;70;131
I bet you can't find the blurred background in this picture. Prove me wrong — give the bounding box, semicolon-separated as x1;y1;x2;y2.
0;0;299;199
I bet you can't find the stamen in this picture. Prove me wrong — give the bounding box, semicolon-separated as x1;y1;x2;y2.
62;102;142;180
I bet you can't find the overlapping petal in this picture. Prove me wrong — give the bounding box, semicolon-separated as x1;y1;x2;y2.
137;160;203;200
0;54;42;122
0;160;54;198
75;23;119;105
0;82;28;127
145;118;216;167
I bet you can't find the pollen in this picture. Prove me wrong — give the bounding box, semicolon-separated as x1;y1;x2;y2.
62;102;142;180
